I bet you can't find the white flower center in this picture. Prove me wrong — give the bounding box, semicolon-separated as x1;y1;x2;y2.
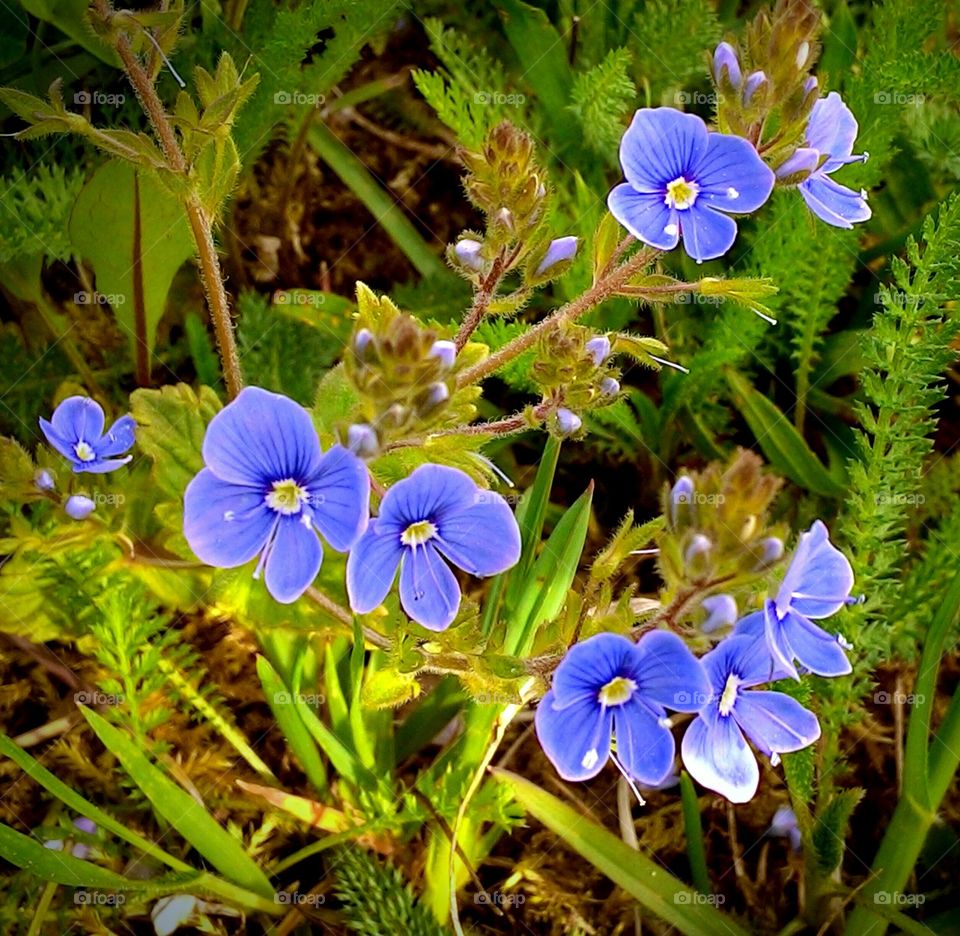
74;441;96;462
665;176;700;210
598;675;637;707
401;520;438;546
265;478;308;515
718;673;740;716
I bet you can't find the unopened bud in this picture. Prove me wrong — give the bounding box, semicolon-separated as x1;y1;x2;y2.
429;339;457;370
65;494;95;520
585;335;611;367
346;423;379;458
34;469;55;492
670;476;695;526
535;236;578;276
353;328;374;361
684;533;712;568
555;407;582;436
701;594;737;634
713;41;742;87
742;70;768;105
454;239;485;271
757;536;784;568
422;382;450;414
599;376;620;398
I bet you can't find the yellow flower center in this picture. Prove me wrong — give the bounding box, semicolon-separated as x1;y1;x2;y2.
598;675;637;707
719;673;740;716
265;479;308;515
74;441;96;462
401;520;438;546
664;176;700;210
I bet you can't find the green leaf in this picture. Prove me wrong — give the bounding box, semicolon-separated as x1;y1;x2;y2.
725;370;846;498
80;708;274;898
130;383;222;500
812;788;864;875
494;770;749;936
69;160;194;364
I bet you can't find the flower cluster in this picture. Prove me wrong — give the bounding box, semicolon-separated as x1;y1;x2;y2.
180;388;520;624
536;519;856;803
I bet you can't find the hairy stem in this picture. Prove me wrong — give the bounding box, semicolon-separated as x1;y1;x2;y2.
454;250;510;350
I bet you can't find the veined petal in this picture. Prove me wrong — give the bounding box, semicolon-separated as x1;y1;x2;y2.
799;174;871;229
608;184;679;251
680;205;738;262
38;417;75;462
775;146;820;181
307;445;369;551
763;601;801;681
95;414;136;458
733;690;821;756
535;689;612;781
380;463;478;527
399;543;461;631
435;490;521;576
73;456;133;474
50;396;105;444
776;520;854;618
551;632;638;708
681;709;759;803
614;699;675;786
202;387;323;486
633;629;711;712
713;629;794;688
779;608;852;677
806;92;859;162
183;468;274;568
695;133;775;213
619;108;709;191
346;526;404;614
264;513;323;604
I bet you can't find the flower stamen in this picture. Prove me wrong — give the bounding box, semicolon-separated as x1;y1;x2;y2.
401;519;438;546
598;675;637;707
719;673;740;716
74;441;96;462
265;478;309;515
664;176;699;210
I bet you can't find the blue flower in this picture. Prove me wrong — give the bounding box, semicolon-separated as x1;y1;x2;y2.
39;396;135;474
608;109;775;262
681;635;820;803
346;464;520;631
735;520;854;678
535;631;710;785
777;92;870;228
183;387;369;604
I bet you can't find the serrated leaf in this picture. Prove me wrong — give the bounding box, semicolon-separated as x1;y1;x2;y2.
812;788;864;875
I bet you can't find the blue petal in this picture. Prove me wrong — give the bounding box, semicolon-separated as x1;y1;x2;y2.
776;520;854;618
608;184;678;251
763;602;802;681
399;543;461;631
799;174;871;229
306;444;369;551
183;468;274;568
681;709;759;803
805;92;858;162
733;690;821;756
202;387;323;486
434;489;521;576
618;108;709;191
633;629;711;712
551;633;638;708
535;689;612;781
380;464;478;527
613;699;675;786
263;513;323;604
694;133;775;214
345;526;404;614
38;418;77;462
778;608;852;677
95;414;136;458
679;205;738;261
50;396;104;444
711;629;794;688
71;456;133;474
775;146;820;181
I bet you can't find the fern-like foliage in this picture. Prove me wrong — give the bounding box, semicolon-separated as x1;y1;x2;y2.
569;47;636;158
332;846;447;936
0;164;84;263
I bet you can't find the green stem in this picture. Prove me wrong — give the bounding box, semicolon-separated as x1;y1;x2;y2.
679;771;711;895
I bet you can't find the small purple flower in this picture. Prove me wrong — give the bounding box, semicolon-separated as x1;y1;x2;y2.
39;396;135;474
536;631;710;785
777;92;870;229
346;464;520;631
608;109;775;262
701;594;737;634
535;236;579;276
65;494;95;520
712;42;742;87
769;805;802;852
681;635;820;803
45;817;96;859
429;340;457;369
555;408;582;436
585;335;611;366
735;520;854;679
183;387;369;605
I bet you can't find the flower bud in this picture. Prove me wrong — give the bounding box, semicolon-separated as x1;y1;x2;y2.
795;40;810;69
420;382;450;415
535;235;578;276
775;147;819;185
670;476;695;526
65;494;95;520
684;533;712;569
353;328;374;361
599;376;620;398
769;805;802;852
742;70;768;105
713;41;742;87
34;469;55;492
428;339;457;370
454;239;485;271
585;335;611;367
555;407;582;436
700;594;737;634
757;536;784;568
346;423;379;458
803;76;818;98
494;207;514;232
